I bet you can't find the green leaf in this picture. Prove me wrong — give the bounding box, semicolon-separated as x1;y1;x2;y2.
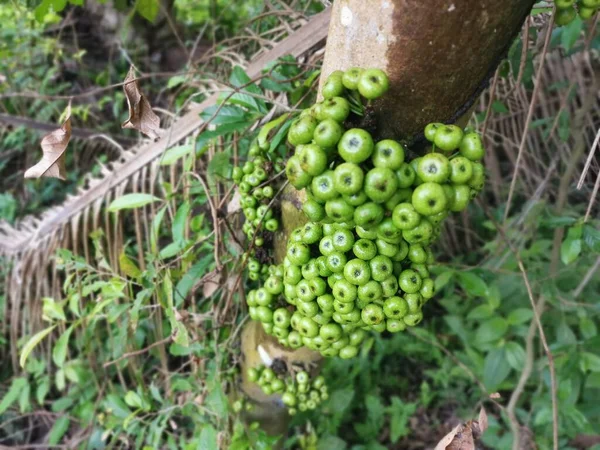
160;145;193;166
475;317;508;343
42;297;66;321
199;425;218;450
172;201;190;243
583;224;600;252
124;391;143;409
49;416;70;445
561;15;583;52
208;151;232;179
227;66;267;113
167;75;186;89
491;100;509;114
483;348;511;390
0;377;28;414
580;317;597;339
174;255;213;304
580;352;600;373
151;205;167;255
36;376;50;405
205;383;228;418
135;0;159;22
172;322;190;347
108;194;160;212
467;304;495;320
444;315;470;344
119;252;142;279
18;381;30;412
561;235;582;265
457;272;488;297
20;325;57;368
317;436;347;450
389;397;417;442
507;308;534;325
197;121;253;151
504;342;526;370
52;325;74;368
200;105;249;125
434;270;454;291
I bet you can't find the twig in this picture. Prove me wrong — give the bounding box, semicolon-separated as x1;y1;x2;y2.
577;128;600;190
103;336;171;367
504;11;555;223
573;256;600;299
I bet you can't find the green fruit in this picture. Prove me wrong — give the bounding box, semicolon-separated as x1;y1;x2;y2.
581;0;600;7
377;218;402;243
353;239;378;260
578;6;597;19
339;345;359;359
286;156;312;189
402;218;433;244
459;132;485;161
554;6;577;25
332;279;358;303
265;276;284;295
434;124;464;152
311;170;339;201
317;294;334;312
303;199;326;222
322;70;345;99
334;299;355;314
450;184;471;212
296;371;309;384
302;222;323;244
332;228;355;252
282;392;297;406
314;118;344;148
408;244;428;264
344;258;372;285
468;162;486;190
364;167;399;203
361;303;385;325
357;68;389;99
396;163;416;188
383;296;408;319
449;156;473;184
344;191;368;206
392;202;421;230
420;277;435;300
418;153;450;183
412;182;448;216
326;251;348;273
398;269;422;294
333;162;365;195
299;144;328;176
320;323;343;342
386;319;406;333
325;198;355;222
354;202;385;228
298;317;319;337
424;122;444;142
372;139;405;169
288;116;317;146
338;128;375;163
287;242;311;265
320;96;351;122
370;255;393;282
342;67;363;90
404;312;423;327
358;280;383;303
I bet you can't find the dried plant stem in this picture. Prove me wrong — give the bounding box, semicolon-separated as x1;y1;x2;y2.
504;11;555;223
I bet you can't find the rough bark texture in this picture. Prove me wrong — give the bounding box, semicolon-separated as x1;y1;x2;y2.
319;0;535;142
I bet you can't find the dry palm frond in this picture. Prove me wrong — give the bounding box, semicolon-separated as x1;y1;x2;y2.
0;8;331;369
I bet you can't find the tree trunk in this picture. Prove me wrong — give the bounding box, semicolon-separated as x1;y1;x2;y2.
319;0;535;142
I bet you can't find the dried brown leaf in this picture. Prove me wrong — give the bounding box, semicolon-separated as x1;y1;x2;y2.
435;409;489;450
24;104;72;180
203;269;223;298
122;66;161;139
0;74;6;84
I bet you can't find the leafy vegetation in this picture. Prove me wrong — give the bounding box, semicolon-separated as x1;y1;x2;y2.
1;1;599;449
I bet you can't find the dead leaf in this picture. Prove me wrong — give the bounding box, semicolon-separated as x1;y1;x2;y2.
227;190;242;215
24;103;72;180
202;269;223;298
478;407;488;434
122;66;161;139
435;408;489;450
0;74;6;84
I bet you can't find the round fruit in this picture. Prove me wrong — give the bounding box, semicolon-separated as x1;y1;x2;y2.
372;139;405;169
314;119;344;148
434;124;464;152
459;132;485;161
322;70;345;99
288;116;317;146
418;153;450;183
320;96;351;122
342;67;363;90
299;144;328;176
338;129;375;163
364;167;399;203
424;122;444;142
333;163;365;195
357;68;389;99
412;182;448;216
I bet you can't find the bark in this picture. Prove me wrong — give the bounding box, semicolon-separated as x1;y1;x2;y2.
319;0;535;142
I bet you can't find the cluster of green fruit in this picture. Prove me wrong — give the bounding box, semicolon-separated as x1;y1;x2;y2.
245;68;486;357
555;0;599;24
233;142;285;280
247;365;329;415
